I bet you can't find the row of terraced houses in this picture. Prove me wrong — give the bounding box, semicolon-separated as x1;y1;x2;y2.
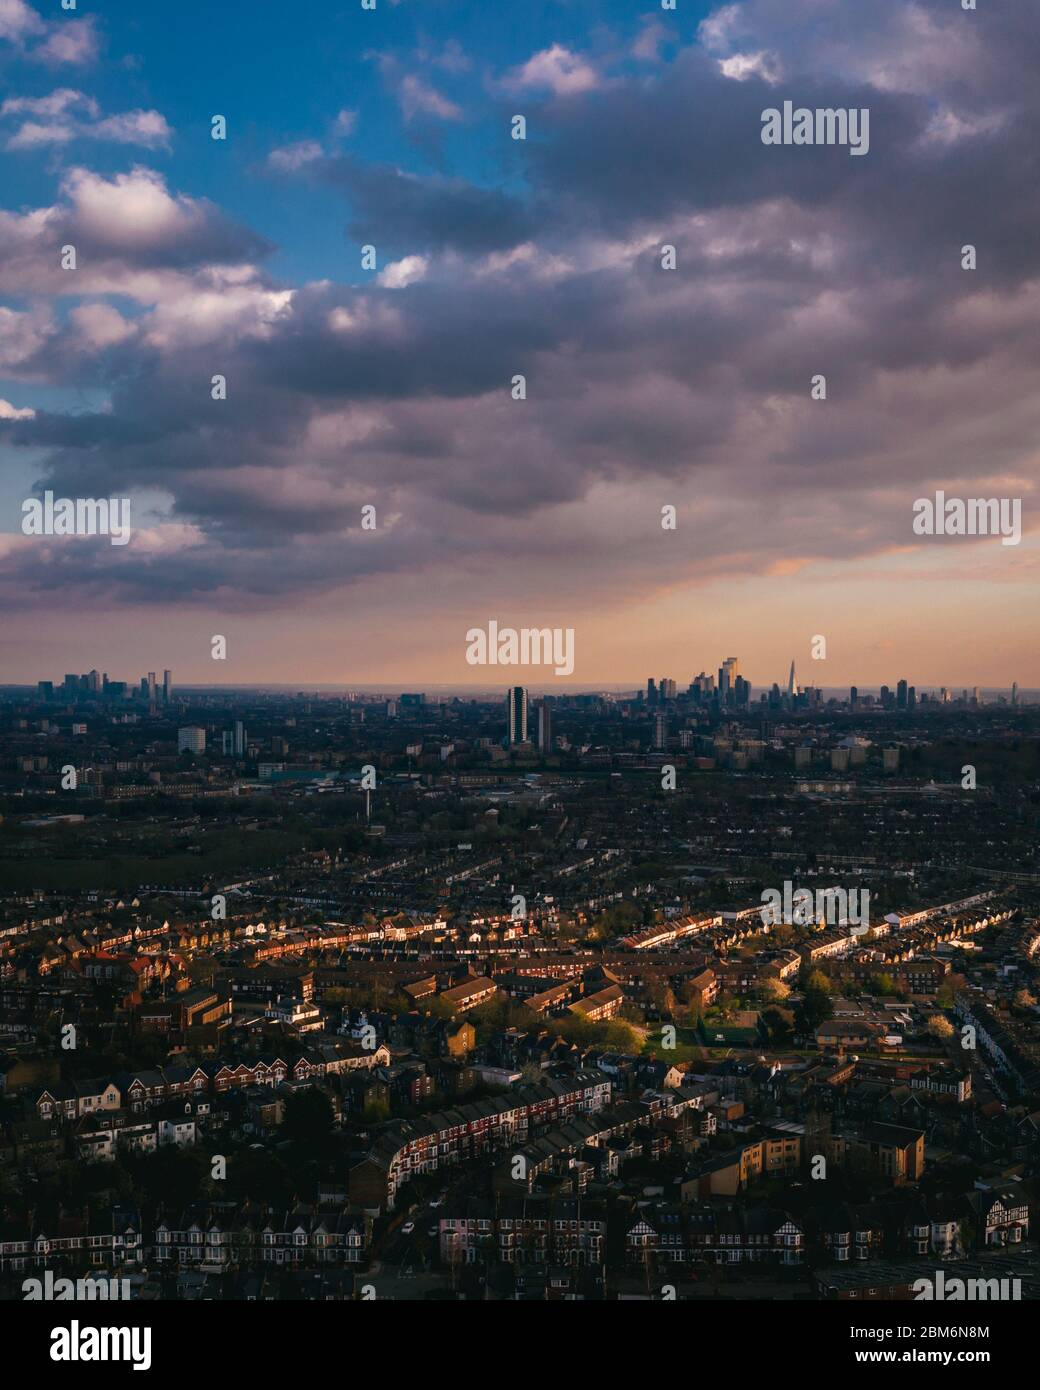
0;1201;372;1275
349;1071;612;1210
33;1045;391;1121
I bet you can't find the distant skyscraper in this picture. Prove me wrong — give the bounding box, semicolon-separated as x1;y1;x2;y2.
787;662;798;698
653;712;667;750
178;726;205;754
537;701;553;752
647;678;657;705
1012;681;1019;706
897;679;908;708
506;687;528;745
718;663;731;701
233;720;246;757
147;672;157;702
163;669;172;703
850;686;858;708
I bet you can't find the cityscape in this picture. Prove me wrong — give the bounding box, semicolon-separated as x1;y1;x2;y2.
2;662;1039;1317
0;0;1037;1362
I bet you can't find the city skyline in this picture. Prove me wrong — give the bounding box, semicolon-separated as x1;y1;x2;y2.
18;662;1033;705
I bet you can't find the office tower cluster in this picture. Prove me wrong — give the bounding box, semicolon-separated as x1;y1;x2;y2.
38;668;173;704
642;658;1025;713
878;682;916;710
641;661;1017;712
221;721;247;757
651;658;751;711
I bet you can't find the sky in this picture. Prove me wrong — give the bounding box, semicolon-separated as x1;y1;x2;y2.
0;0;1037;690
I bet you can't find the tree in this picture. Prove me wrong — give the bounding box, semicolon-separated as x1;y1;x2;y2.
797;985;833;1033
602;1019;638;1052
937;973;967;1009
757;978;791;1004
925;1014;955;1042
762;1005;796;1045
225;1147;293;1207
282;1087;335;1145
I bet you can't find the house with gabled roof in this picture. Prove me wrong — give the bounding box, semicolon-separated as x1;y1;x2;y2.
968;1182;1028;1249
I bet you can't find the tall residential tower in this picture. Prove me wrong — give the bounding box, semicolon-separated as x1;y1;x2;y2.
506;687;528;745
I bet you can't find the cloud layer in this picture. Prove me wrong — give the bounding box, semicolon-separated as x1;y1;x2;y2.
1;0;1037;682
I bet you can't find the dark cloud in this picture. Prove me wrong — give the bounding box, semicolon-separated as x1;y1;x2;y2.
321;154;534;254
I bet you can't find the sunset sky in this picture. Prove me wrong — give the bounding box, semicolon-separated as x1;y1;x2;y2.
0;0;1036;689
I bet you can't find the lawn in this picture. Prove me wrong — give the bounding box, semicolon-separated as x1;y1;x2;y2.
641;1027;705;1063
